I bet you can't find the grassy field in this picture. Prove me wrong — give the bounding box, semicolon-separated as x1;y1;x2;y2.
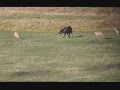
0;7;120;82
0;31;120;82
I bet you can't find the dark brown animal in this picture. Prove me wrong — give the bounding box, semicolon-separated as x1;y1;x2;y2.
59;26;73;38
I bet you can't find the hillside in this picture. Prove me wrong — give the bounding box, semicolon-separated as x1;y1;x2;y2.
0;7;120;31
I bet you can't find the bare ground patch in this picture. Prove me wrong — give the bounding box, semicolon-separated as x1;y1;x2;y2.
92;63;120;72
11;70;52;77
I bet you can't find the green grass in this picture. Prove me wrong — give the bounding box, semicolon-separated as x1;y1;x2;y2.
0;31;120;82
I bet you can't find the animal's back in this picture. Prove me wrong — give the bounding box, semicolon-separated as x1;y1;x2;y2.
64;26;72;33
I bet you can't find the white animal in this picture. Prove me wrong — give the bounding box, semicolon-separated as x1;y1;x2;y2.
114;28;120;37
14;32;19;39
94;31;104;38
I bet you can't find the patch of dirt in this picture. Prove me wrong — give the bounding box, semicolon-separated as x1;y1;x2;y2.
95;63;120;72
101;63;120;70
11;70;51;77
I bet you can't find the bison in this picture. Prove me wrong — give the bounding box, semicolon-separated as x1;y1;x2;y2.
59;26;73;38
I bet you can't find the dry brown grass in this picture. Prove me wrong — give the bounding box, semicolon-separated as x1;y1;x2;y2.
0;7;120;32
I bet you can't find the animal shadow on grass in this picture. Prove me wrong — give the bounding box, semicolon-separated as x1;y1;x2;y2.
104;37;113;40
73;35;85;38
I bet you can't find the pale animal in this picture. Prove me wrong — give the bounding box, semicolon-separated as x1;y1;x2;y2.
14;32;19;39
114;28;120;37
94;31;103;38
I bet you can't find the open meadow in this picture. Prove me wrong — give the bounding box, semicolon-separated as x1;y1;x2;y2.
0;7;120;82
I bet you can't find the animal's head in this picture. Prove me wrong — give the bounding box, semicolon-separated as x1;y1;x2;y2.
59;29;64;34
